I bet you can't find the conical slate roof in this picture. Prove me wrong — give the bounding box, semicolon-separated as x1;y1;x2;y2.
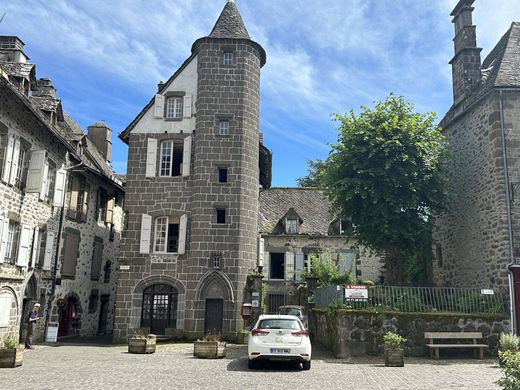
209;1;250;40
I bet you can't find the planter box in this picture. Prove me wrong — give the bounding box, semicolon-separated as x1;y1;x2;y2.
193;341;226;359
0;347;24;368
128;334;157;354
385;347;404;367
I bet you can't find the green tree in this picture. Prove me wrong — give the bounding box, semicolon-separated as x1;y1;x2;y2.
296;161;320;187
315;95;449;285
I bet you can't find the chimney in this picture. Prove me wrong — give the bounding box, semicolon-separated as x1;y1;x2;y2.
32;78;57;98
87;122;112;163
0;36;29;63
449;0;482;104
157;80;165;92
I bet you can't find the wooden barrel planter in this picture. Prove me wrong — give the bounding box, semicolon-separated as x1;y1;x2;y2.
128;334;157;354
0;347;24;368
193;341;226;359
384;347;404;367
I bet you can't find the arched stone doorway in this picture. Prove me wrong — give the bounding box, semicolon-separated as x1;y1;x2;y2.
140;284;178;335
19;275;37;341
58;294;81;337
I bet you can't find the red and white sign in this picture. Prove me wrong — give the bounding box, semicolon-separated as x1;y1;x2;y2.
344;285;368;300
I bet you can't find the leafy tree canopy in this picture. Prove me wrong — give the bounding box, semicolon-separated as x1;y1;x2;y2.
315;95;449;285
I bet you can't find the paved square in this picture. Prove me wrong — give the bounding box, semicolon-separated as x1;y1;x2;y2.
0;343;501;390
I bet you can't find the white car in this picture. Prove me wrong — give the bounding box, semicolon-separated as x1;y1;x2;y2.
247;314;312;370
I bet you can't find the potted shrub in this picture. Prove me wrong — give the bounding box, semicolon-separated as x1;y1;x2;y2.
0;336;23;368
194;333;226;359
497;351;520;390
499;333;520;367
384;331;406;367
128;329;156;354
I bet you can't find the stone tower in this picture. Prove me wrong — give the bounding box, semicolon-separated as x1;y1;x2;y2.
114;1;266;341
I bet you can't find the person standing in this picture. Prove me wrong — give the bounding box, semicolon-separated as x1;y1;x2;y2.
25;303;41;349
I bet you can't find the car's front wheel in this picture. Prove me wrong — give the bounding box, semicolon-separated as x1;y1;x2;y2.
302;361;311;370
248;359;257;369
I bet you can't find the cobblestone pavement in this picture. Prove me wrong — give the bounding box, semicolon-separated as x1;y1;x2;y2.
0;343;501;390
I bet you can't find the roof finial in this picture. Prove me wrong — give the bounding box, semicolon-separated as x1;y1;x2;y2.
228;0;234;3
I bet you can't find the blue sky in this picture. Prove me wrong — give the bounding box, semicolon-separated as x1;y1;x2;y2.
1;1;519;186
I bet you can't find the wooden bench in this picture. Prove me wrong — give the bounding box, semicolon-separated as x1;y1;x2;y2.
425;332;488;360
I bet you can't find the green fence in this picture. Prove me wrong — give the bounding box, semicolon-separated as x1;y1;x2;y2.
314;285;507;314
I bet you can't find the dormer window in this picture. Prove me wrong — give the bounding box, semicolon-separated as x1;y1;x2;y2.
286;217;299;234
166;97;183;119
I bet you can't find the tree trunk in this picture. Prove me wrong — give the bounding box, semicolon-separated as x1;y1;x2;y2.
384;248;402;285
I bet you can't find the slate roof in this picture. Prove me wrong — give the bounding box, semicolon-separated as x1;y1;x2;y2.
0;61;35;80
209;1;250;40
259;187;336;235
29;95;61;113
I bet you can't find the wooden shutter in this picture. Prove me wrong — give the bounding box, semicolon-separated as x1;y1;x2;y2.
339;252;356;276
25;150;46;193
39;160;49;201
263;252;270;280
80;185;90;222
16;224;32;267
139;214;152;254
67;177;81;219
177;214;188;255
182;136;192;177
91;240;104;280
9;138;20;186
145;138;157;178
42;232;55;271
0;214;5;264
105;197;114;223
62;232;79;277
153;94;165;118
30;227;39;268
183;95;192;118
1;135;14;183
258;237;265;267
295;252;304;281
285;252;295;281
53;169;67;207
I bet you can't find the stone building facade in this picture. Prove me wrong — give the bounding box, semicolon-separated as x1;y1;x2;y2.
0;36;124;344
434;0;520;330
259;188;382;312
114;1;267;341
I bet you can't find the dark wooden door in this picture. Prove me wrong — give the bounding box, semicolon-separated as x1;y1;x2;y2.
204;299;223;335
58;299;77;337
512;267;520;335
98;296;110;334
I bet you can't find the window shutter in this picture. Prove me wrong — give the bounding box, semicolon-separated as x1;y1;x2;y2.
145;138;157;178
178;214;188;255
183;95;192;118
16;224;32;267
42;232;55;271
105;197;114;223
182;136;192;177
153;94;165;118
285;252;295;281
53;169;67;207
263;252;270;280
0;214;5;264
9;138;20;186
339;252;356;276
62;232;79;277
31;227;39;268
1;135;14;183
139;214;152;254
295;252;304;281
39;160;49;201
91;240;104;280
258;237;265;267
67;177;81;219
80;185;90;222
25;150;46;193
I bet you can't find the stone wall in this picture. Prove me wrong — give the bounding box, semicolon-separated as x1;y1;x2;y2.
313;309;509;358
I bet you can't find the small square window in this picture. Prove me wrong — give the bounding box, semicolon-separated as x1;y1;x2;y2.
218;168;228;183
218;120;230;136
223;52;233;65
216;208;226;224
212;255;222;269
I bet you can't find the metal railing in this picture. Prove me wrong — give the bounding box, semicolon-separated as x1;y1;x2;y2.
314;285;507;314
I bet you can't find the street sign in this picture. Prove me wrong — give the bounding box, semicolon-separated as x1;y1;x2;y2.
481;289;494;295
344;285;368;301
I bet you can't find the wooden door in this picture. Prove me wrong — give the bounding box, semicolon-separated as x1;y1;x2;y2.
204;299;223;336
98;296;110;334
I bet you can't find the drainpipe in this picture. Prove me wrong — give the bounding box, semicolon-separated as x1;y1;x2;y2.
43;156;84;339
499;89;516;334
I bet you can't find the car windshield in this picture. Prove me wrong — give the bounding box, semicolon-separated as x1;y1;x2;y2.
278;308;301;316
257;319;302;330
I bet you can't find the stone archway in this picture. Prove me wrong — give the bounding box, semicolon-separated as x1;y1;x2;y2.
0;286;19;341
19;274;38;341
57;292;82;337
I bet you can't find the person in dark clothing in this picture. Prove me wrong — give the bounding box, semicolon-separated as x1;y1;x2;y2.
25;303;41;349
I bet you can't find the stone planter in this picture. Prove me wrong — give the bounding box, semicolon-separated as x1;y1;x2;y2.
128;334;157;354
384;347;404;367
193;341;226;358
0;347;24;368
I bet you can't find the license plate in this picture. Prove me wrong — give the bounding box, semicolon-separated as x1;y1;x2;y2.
271;348;290;354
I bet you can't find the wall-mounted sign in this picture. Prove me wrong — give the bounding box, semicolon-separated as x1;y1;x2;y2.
252;292;260;297
120;265;130;271
252;300;259;308
481;289;494;295
344;285;368;301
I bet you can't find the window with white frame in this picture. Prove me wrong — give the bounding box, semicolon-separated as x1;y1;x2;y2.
223;51;233;65
165;97;183;119
154;216;180;253
286;217;299;234
160;140;184;177
218;120;230;136
4;221;19;262
0;290;13;327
